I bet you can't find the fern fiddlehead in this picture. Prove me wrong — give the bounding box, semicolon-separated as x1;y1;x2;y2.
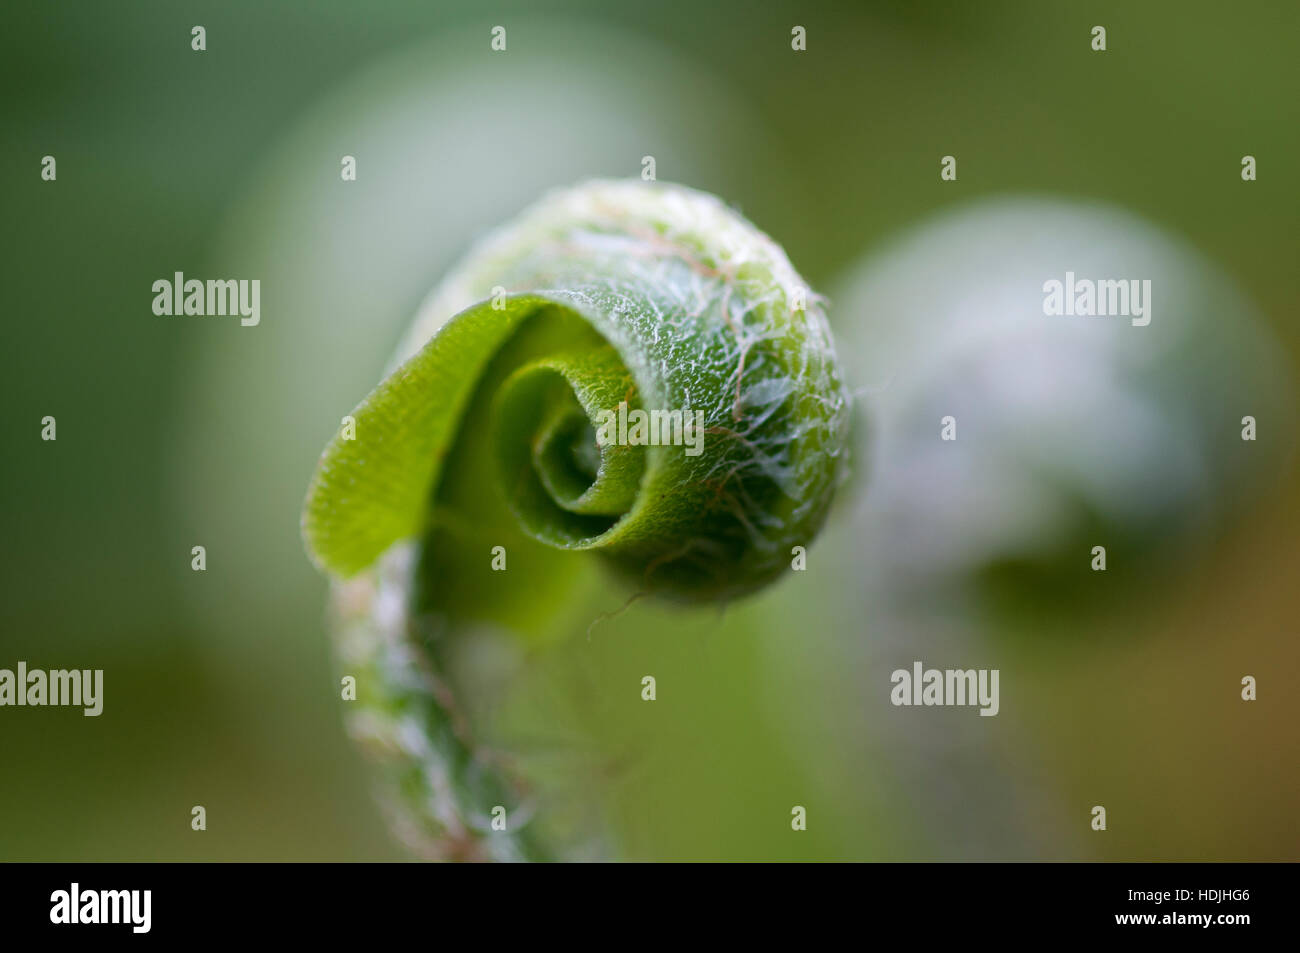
303;180;851;860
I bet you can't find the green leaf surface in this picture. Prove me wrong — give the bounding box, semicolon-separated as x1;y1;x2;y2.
304;180;851;599
301;179;853;858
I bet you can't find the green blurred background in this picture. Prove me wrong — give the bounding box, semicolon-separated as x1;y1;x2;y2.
2;0;1296;860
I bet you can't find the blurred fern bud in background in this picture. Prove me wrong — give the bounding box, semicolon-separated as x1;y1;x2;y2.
833;198;1295;609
